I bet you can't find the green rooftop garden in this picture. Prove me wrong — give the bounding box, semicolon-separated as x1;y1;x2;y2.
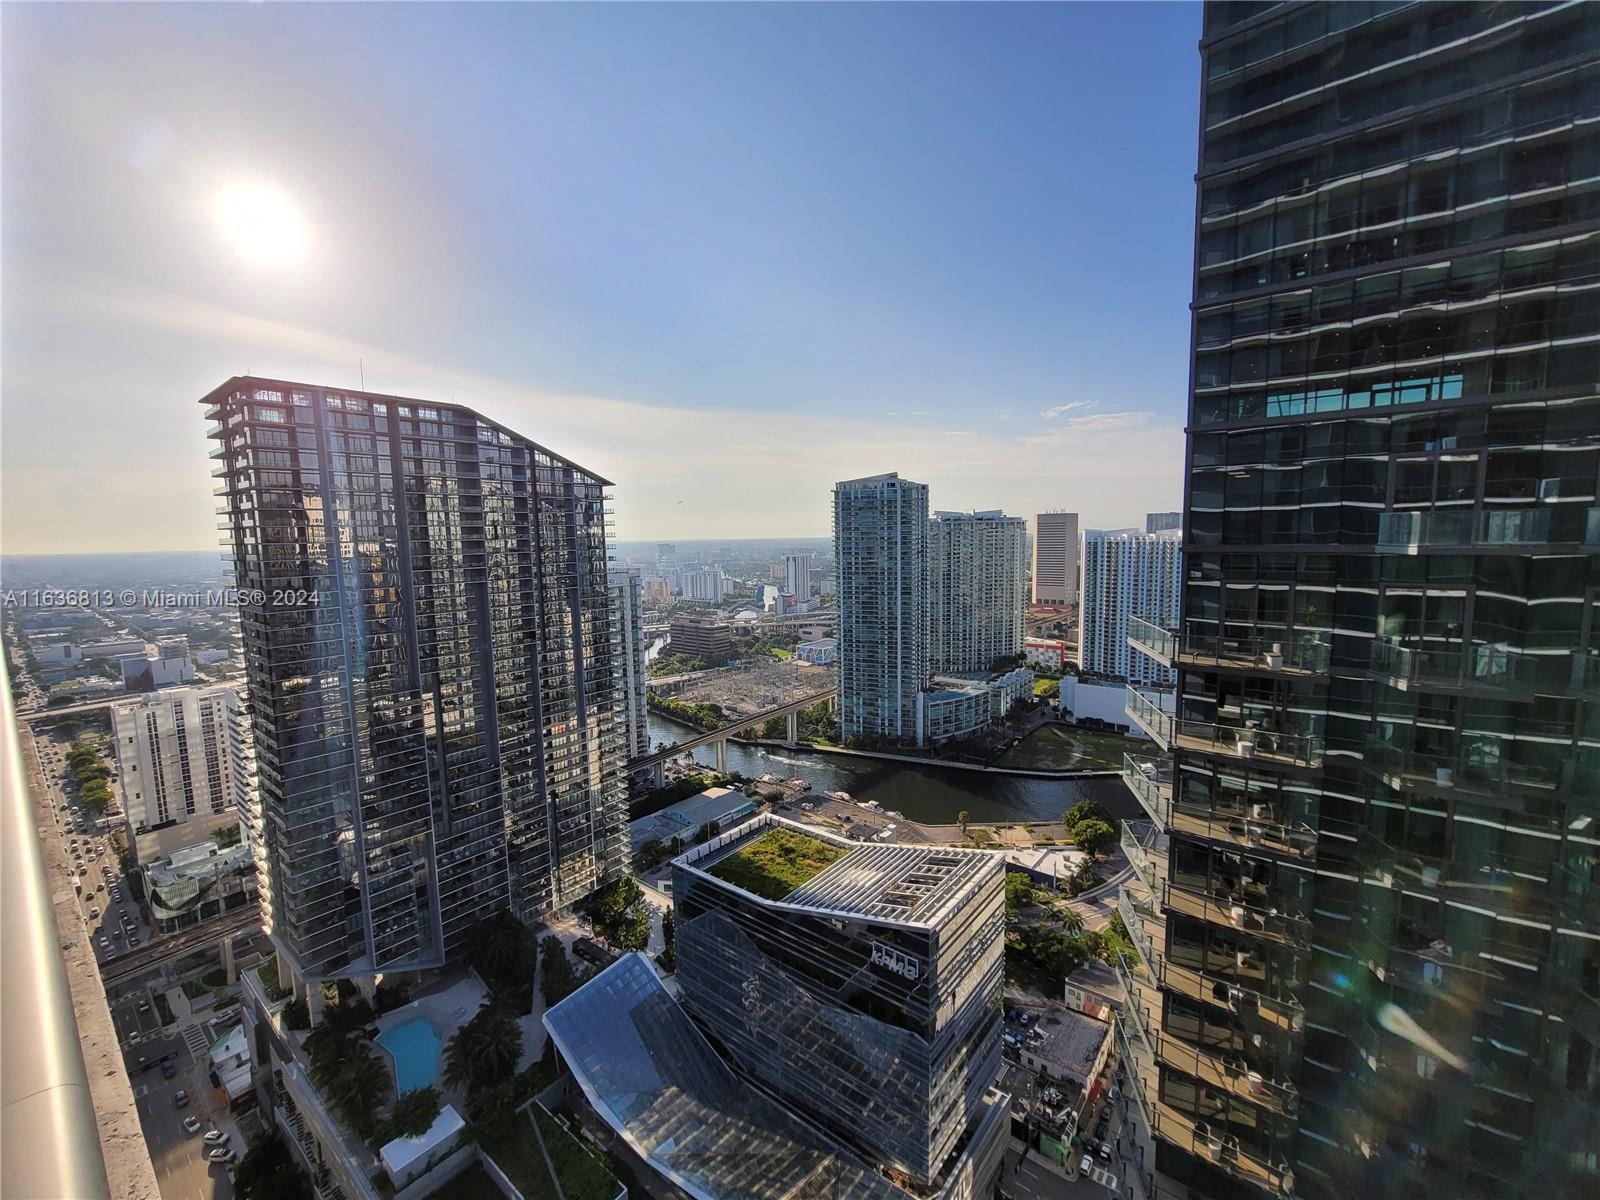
478;1105;622;1200
705;827;846;901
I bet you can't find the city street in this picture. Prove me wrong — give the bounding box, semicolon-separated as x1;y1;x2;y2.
127;1033;237;1200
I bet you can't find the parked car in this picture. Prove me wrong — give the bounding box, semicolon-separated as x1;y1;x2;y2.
174;1090;189;1109
1099;1142;1113;1162
137;1000;150;1013
161;1061;177;1079
1080;1154;1094;1176
204;1130;228;1145
206;1148;235;1164
127;1030;142;1045
182;1116;202;1135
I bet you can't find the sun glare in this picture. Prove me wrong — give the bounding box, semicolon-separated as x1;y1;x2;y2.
214;181;309;267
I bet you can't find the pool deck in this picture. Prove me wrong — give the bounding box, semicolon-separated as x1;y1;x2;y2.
374;975;489;1093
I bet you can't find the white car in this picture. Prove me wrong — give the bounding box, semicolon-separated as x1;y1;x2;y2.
183;1116;202;1135
127;1030;142;1045
1080;1154;1094;1175
204;1129;229;1145
207;1148;236;1164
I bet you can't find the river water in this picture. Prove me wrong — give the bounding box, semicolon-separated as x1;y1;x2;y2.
646;712;1139;827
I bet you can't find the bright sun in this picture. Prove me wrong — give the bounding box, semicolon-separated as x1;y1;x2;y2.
215;182;309;267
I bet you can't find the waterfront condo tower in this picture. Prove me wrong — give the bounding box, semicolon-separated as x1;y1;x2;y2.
1079;527;1183;687
1115;5;1600;1200
672;814;1010;1198
929;510;1028;674
203;377;629;980
835;473;932;742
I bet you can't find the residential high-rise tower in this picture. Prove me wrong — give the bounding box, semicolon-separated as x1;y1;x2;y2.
204;377;628;981
834;473;931;742
1079;527;1182;686
1115;7;1600;1200
609;568;650;764
930;510;1027;673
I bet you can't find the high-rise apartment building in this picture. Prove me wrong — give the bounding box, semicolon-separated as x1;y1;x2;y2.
609;569;650;763
1032;510;1079;605
930;510;1027;672
1079;528;1181;686
682;567;728;602
835;473;931;742
784;551;815;600
672;814;1010;1197
112;683;246;863
204;376;628;981
1115;7;1600;1200
1146;512;1182;534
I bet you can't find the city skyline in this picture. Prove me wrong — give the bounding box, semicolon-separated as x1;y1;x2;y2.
1;2;1194;555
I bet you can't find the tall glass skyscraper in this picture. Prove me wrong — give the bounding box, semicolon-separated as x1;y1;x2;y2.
204;377;628;981
1118;6;1600;1200
835;473;932;742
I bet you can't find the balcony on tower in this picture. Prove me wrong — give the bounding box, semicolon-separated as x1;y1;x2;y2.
1128;615;1177;667
1375;505;1600;554
1122;754;1173;830
1177;625;1330;678
1125;686;1176;749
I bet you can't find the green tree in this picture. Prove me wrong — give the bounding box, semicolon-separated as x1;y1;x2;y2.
659;909;677;973
1004;872;1034;915
1070;818;1116;857
233;1133;313;1200
539;936;581;1006
328;1045;389;1138
1063;799;1109;829
382;1085;443;1140
444;1004;523;1091
957;810;970;836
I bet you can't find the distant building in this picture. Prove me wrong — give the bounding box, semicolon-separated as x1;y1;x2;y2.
112;685;247;863
33;641;82;668
1015;1004;1113;1095
930;510;1027;674
79;637;147;660
1055;675;1141;736
1144;511;1181;534
656;543;677;565
207;1023;253;1107
795;637;838;666
610;570;650;762
121;645;195;692
1024;637;1069;673
672;815;1009;1196
818;575;837;597
682;567;729;602
1031;511;1078;606
834;473;931;743
639;576;673;605
1078;527;1181;685
784;552;814;600
145;836;256;935
669;616;733;664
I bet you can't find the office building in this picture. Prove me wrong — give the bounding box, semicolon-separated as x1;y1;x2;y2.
930;510;1027;673
834;473;931;742
610;569;650;762
1116;7;1600;1200
668;615;734;664
1032;511;1079;606
671;814;1010;1197
1145;512;1182;534
111;684;246;863
784;551;815;600
1079;528;1181;686
120;645;196;692
204;376;628;981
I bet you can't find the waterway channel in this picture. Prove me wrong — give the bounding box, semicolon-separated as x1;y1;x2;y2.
646;712;1140;827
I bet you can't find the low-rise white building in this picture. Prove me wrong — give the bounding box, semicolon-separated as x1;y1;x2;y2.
795;637;838;666
915;667;1032;745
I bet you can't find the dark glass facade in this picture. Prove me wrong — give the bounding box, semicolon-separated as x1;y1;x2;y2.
1120;6;1600;1200
672;817;1007;1195
203;376;627;980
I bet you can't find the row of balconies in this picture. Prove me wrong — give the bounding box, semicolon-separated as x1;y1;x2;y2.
1129;617;1331;678
1375;505;1600;554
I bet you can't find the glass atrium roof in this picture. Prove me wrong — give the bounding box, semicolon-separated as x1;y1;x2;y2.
543;953;912;1200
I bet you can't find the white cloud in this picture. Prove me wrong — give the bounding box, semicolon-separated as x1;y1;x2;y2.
1040;400;1095;419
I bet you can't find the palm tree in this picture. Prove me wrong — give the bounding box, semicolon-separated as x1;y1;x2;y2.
444;1004;523;1090
329;1045;389;1137
957;810;970;836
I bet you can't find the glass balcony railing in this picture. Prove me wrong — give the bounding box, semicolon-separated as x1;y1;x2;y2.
1161;881;1311;949
1122;820;1168;893
1363;732;1597;801
1571;650;1600;698
1128;615;1177;665
1165;804;1318;861
1125;686;1176;749
1354;829;1595;921
1371;639;1591;696
1118;881;1160;968
1122;754;1173;829
1178;627;1331;676
1376;505;1600;553
1174;719;1324;768
1151;1107;1296;1198
1153;1029;1299;1117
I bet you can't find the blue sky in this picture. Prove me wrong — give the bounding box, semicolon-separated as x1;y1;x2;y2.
1;2;1200;553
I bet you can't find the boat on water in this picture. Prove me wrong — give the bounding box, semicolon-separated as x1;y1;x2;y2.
788;778;812;791
758;773;782;785
828;790;853;803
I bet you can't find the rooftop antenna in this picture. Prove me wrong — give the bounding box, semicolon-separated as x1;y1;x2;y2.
359;359;365;390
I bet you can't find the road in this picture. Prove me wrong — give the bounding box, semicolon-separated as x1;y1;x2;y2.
126;1029;238;1200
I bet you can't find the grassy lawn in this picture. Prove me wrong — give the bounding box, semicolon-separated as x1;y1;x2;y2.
706;828;846;901
997;725;1143;771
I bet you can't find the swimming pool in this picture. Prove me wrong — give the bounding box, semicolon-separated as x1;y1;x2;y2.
376;1016;442;1094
